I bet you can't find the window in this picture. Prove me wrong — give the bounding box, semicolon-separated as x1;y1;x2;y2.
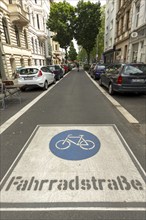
36;14;40;29
126;10;130;30
110;20;113;30
9;0;12;3
141;41;144;49
35;39;38;53
2;17;10;44
14;25;21;47
135;4;140;28
24;29;28;49
121;16;124;33
55;44;58;51
31;37;35;53
35;0;37;3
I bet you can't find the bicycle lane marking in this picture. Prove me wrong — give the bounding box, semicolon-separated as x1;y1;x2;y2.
0;125;145;211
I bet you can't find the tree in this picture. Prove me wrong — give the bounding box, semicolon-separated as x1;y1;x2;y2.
46;1;75;62
74;0;101;64
68;41;78;61
97;5;105;61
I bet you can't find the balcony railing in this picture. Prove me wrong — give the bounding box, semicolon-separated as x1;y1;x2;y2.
8;3;29;27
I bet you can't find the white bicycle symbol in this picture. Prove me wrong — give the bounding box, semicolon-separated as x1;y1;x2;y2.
55;134;95;150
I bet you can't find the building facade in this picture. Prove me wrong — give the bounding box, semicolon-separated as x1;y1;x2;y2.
127;0;146;63
0;0;31;79
104;0;117;64
104;0;146;64
0;0;62;80
114;0;132;63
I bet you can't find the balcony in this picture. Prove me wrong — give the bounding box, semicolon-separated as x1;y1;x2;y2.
8;4;29;27
37;30;47;42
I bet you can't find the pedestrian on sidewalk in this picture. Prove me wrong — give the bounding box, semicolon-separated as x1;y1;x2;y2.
76;63;79;72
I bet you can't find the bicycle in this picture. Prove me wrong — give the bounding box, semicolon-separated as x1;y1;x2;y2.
55;134;95;150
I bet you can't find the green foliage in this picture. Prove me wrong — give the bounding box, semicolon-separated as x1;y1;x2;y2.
68;41;78;61
46;1;75;51
74;0;101;64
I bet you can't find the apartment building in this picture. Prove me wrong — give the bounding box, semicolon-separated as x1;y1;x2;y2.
0;0;31;79
28;0;51;66
0;0;62;80
114;0;132;63
127;0;146;63
104;0;146;64
104;0;117;64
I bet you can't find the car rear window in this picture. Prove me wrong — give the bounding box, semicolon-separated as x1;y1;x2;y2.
48;66;55;72
55;65;60;70
97;65;105;69
123;65;143;75
131;65;146;74
19;68;39;75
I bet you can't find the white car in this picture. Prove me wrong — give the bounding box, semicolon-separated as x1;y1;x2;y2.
18;66;56;91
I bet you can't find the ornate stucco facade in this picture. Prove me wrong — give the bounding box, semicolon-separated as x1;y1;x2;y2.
0;0;62;80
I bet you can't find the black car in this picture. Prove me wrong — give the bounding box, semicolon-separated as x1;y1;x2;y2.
47;65;64;80
99;63;146;95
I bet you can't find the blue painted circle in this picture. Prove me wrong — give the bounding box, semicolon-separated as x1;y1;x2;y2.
49;130;100;161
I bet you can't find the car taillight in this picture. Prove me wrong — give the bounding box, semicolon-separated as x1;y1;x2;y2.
38;70;43;77
117;75;122;84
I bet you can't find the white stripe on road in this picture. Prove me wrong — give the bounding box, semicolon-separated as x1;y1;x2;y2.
86;72;139;124
0;73;70;135
1;207;146;211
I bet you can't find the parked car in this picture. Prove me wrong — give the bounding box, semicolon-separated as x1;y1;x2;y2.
61;64;69;74
47;65;64;80
17;66;56;91
99;63;146;95
91;64;106;79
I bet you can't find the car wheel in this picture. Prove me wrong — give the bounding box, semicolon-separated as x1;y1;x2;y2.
99;78;103;86
53;78;56;84
93;74;96;80
20;87;26;91
108;83;114;95
43;81;48;90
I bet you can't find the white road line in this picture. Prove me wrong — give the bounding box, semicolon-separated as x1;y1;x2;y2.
86;72;139;124
0;73;70;135
1;207;146;211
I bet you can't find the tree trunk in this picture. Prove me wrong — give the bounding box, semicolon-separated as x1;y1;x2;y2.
87;52;90;65
65;47;68;63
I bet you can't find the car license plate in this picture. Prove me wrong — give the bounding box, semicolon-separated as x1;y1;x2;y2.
24;77;33;80
132;79;145;83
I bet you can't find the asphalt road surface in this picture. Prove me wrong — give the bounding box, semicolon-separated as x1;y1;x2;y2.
0;68;146;220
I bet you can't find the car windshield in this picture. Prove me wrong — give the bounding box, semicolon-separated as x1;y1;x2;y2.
123;65;143;75
19;68;39;75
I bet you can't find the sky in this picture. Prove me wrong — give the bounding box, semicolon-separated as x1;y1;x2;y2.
55;0;106;6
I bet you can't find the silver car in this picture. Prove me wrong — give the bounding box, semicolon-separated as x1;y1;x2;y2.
18;66;56;91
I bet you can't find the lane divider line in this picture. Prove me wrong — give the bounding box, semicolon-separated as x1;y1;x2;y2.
0;207;146;211
85;71;139;124
0;72;70;135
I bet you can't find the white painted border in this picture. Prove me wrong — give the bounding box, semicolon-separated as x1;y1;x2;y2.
1;207;146;211
0;124;145;211
85;72;139;124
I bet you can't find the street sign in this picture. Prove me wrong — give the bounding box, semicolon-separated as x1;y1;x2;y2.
0;125;145;210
